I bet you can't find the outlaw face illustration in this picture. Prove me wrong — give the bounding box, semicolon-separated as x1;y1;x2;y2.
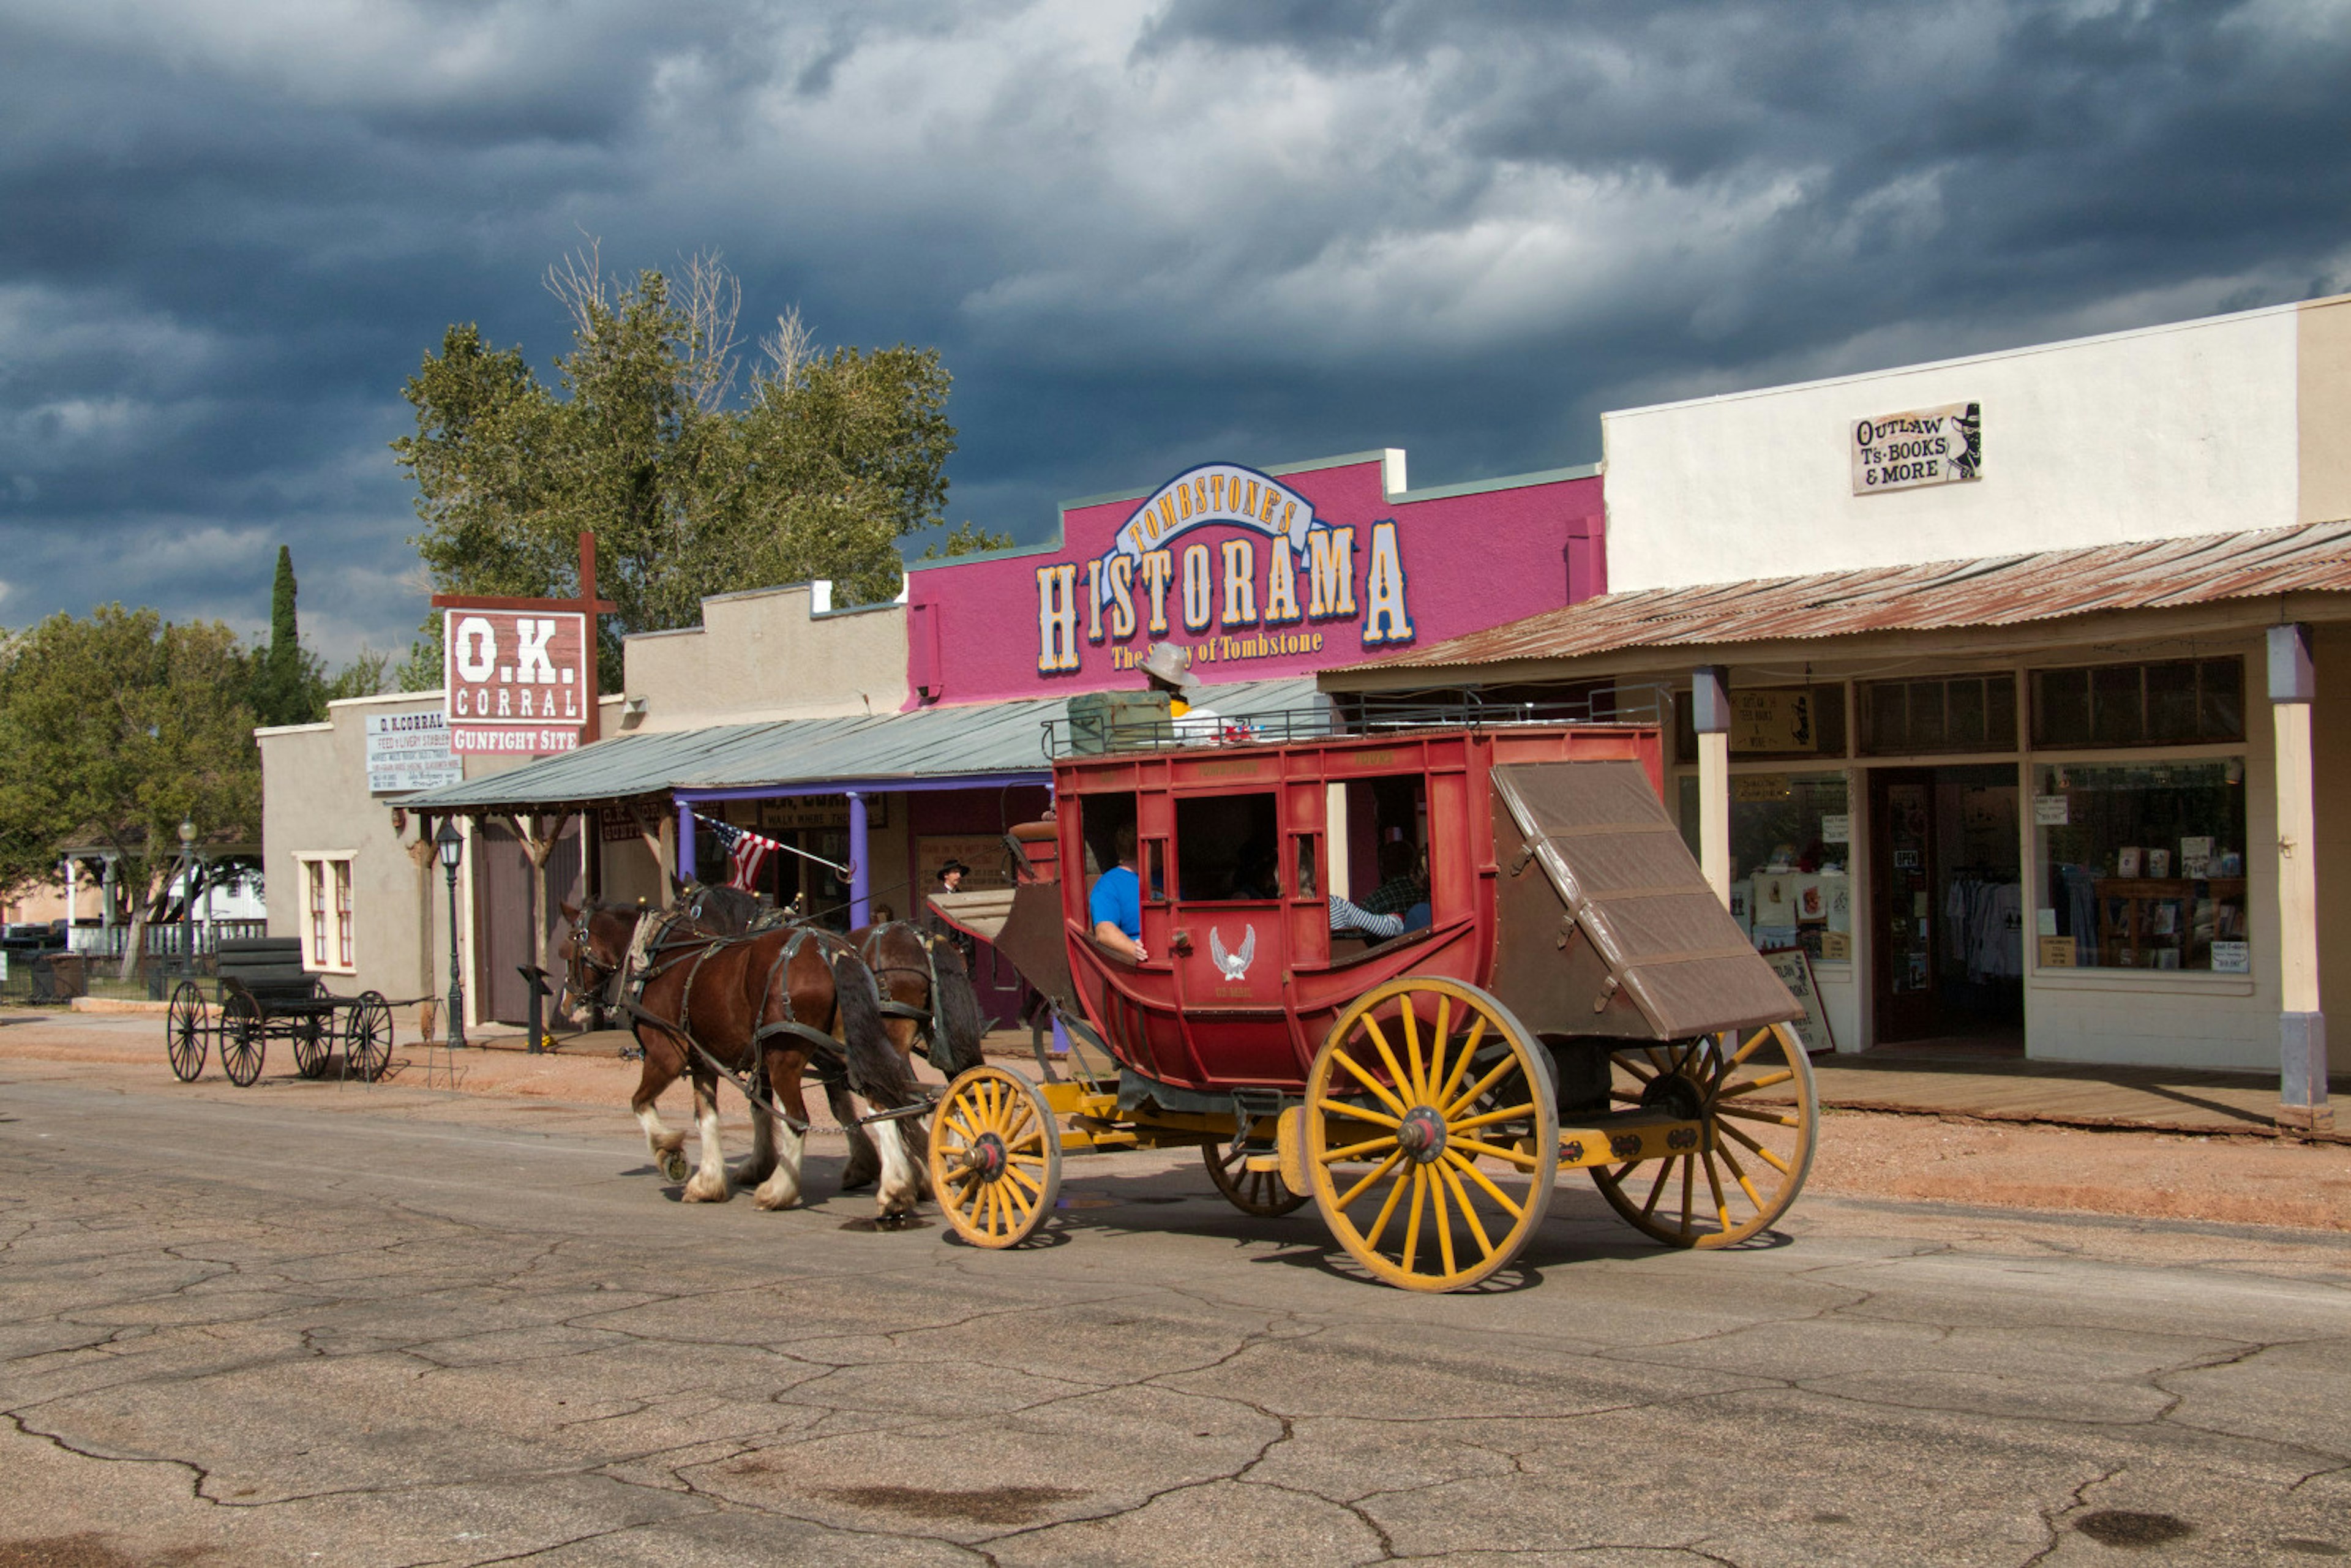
1209;925;1256;980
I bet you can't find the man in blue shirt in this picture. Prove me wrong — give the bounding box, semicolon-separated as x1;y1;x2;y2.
1089;822;1147;962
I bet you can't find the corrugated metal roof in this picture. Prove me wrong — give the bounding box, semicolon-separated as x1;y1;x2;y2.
1368;520;2351;671
398;679;1325;811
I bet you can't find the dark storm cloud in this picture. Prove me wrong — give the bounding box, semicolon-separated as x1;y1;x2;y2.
1;0;2345;662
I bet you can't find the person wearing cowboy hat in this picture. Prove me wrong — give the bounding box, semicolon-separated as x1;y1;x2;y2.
927;858;978;964
1138;640;1223;741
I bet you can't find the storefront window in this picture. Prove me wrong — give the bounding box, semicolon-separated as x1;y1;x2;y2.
2033;760;2249;972
2030;658;2243;749
1858;673;2016;755
1723;771;1853;965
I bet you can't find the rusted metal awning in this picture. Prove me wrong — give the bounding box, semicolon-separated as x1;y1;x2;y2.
1363;519;2351;672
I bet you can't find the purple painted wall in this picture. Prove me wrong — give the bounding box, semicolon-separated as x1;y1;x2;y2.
904;452;1603;707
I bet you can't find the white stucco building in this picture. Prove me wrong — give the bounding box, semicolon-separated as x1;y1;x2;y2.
1333;293;2351;1110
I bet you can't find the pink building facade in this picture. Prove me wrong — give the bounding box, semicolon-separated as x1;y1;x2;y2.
903;449;1604;707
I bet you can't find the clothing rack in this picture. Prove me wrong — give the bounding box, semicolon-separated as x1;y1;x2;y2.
1943;866;2022;982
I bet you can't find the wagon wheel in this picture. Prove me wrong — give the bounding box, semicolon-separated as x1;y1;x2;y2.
1306;977;1557;1293
1588;1021;1818;1248
290;1015;331;1080
165;981;208;1082
219;992;265;1087
928;1065;1060;1248
1202;1138;1308;1217
344;994;394;1082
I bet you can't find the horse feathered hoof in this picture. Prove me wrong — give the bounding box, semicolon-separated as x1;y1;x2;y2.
659;1150;689;1183
683;1172;732;1202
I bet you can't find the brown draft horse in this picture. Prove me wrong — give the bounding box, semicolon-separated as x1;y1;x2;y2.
844;919;987;1188
671;882;990;1194
559;899;924;1218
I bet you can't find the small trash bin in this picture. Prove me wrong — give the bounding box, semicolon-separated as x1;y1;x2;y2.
31;953;88;1004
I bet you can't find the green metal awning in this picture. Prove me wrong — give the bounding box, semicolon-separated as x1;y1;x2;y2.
396;679;1325;814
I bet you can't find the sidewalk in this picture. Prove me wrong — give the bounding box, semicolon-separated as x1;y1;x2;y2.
1813;1043;2347;1141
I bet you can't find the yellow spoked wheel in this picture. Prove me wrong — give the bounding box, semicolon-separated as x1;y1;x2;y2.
928;1066;1061;1248
1202;1137;1309;1217
1307;977;1556;1293
1589;1022;1818;1247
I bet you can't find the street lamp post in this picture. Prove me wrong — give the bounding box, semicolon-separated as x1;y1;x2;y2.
176;817;197;977
435;820;467;1050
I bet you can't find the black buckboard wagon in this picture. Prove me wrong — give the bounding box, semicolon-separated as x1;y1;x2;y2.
165;937;394;1086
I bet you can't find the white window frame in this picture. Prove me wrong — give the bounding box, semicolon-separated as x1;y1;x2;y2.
291;852;358;973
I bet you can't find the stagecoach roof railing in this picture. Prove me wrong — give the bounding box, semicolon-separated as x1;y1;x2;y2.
1039;682;1672;760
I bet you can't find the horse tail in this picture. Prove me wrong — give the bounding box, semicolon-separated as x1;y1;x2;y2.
928;936;988;1077
831;950;919;1108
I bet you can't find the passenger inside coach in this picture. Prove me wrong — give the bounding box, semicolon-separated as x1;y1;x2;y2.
1089;821;1147;963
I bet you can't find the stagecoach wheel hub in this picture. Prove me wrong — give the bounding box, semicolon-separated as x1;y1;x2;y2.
1640;1066;1705;1123
929;1065;1062;1250
1395;1105;1449;1164
969;1131;1008;1183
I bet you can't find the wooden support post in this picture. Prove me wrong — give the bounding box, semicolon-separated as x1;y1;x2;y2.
1693;666;1731;909
2270;625;2330;1133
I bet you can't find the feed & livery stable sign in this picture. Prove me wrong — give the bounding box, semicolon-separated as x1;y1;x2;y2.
443;609;591;755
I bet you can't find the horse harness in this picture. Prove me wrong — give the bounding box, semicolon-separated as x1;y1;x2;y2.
619;913;855;1135
860;921;950;1063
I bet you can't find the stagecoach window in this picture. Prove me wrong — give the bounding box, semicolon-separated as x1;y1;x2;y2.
1291;833;1320;899
1142;838;1168;903
1340;775;1430;908
1078;793;1139;881
1174;793;1280;901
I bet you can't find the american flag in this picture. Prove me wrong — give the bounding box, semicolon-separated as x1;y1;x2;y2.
700;815;781;891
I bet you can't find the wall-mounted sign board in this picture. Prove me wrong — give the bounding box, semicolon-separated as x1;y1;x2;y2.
1852;402;1981;494
364;710;462;795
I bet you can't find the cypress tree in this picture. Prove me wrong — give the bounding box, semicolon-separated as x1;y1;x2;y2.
252;546;315;726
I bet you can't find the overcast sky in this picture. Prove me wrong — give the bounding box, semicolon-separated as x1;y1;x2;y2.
2;0;2346;664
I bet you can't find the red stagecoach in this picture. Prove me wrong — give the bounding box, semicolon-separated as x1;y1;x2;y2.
926;699;1819;1292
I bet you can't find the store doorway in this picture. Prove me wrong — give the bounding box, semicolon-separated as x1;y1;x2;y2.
1868;763;2023;1048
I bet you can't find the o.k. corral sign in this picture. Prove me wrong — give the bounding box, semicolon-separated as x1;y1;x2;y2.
443;609;591;756
1851;402;1981;494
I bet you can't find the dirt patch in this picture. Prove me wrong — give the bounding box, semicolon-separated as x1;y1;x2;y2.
820;1484;1089;1525
1809;1109;2351;1231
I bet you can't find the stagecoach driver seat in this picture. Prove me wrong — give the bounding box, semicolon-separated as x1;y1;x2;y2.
1138;641;1223;741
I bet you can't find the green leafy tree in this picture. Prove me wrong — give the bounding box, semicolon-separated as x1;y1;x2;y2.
394;249;964;687
0;607;263;977
921;521;1018;559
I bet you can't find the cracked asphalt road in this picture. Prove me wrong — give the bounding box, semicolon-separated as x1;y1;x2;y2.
3;1060;2349;1566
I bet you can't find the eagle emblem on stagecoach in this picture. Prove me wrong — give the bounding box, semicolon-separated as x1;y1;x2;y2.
1209;925;1256;980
